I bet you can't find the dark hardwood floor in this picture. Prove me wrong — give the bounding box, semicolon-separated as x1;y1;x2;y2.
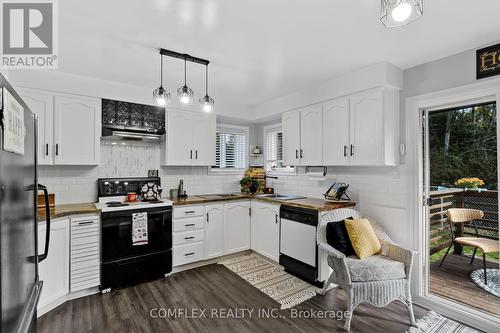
38;264;427;333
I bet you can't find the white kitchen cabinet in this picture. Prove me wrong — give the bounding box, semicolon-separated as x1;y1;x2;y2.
282;105;323;166
282;110;301;166
300;104;323;165
192;113;217;165
323;97;350;165
54;95;101;165
70;215;100;292
224;201;251;254
172;205;205;267
204;204;225;259
37;218;70;312
17;88;54;165
162;110;216;166
250;201;280;262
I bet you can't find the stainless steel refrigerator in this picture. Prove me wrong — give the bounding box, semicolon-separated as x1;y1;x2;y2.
0;73;51;333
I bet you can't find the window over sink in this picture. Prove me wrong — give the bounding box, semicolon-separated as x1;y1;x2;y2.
212;124;248;172
264;124;294;174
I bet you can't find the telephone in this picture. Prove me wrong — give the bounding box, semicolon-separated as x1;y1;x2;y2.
323;182;350;201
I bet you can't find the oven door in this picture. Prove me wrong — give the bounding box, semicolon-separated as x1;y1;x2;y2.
101;206;172;263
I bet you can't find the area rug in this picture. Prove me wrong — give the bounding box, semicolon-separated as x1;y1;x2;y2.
218;253;320;309
406;311;481;333
470;268;500;297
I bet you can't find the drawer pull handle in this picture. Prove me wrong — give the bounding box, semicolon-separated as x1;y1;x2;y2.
77;221;94;226
184;252;195;256
184;236;195;240
185;211;195;214
185;223;195;227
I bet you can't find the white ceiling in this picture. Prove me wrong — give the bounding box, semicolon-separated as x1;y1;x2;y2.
59;0;500;115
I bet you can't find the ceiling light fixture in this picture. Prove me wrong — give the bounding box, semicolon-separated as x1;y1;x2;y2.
199;64;215;112
153;54;170;106
177;58;194;105
380;0;423;28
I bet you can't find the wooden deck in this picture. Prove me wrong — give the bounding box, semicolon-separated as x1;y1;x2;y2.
430;253;500;316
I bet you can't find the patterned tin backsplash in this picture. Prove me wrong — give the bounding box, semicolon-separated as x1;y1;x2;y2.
102;98;165;134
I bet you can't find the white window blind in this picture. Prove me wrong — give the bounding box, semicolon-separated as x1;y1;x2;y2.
265;126;294;173
214;127;247;169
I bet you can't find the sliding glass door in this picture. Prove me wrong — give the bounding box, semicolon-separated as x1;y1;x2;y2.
422;101;499;316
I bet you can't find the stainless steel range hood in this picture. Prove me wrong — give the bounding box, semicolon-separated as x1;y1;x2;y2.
101;126;164;143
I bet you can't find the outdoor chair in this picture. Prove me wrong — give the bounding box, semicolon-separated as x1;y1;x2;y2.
317;208;416;331
439;208;499;284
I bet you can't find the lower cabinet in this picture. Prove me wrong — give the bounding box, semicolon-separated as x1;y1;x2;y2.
37;218;70;311
224;201;251;254
70;216;100;292
250;201;280;262
204;204;225;259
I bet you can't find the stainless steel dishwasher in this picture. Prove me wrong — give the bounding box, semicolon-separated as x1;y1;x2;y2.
279;205;321;286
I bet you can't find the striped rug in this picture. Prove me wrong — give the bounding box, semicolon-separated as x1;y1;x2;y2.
406;311;481;333
218;253;320;309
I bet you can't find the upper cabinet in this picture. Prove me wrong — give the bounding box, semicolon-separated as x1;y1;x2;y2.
54;95;101;165
18;88;101;166
161;110;216;166
283;87;399;166
282;104;323;166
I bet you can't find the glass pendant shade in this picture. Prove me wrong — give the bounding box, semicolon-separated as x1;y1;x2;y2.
380;0;423;28
177;85;194;104
199;95;214;112
153;55;170;106
153;86;170;106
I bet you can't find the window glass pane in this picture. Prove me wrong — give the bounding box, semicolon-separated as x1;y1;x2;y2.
214;129;247;169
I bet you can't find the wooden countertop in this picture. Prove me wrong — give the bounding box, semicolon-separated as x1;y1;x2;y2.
38;203;100;221
173;194;355;211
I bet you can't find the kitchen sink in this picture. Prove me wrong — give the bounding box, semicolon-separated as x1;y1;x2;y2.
255;194;305;200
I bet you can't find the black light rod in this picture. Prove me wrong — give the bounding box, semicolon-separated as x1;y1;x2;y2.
160;48;209;66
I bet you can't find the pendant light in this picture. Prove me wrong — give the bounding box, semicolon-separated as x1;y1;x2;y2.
153;54;170;106
177;58;194;104
199;64;215;112
380;0;423;28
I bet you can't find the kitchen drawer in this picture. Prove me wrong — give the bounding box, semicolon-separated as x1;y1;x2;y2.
71;216;99;227
173;216;204;232
173;229;204;246
173;242;204;266
174;206;204;219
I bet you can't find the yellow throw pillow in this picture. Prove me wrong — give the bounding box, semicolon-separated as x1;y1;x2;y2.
345;218;381;259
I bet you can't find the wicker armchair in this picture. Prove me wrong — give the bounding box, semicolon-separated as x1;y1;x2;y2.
317;208;416;331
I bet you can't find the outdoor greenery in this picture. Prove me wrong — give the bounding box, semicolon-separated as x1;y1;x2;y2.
429;103;497;190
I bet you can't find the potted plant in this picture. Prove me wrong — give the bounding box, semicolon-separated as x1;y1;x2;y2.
454;177;485;190
240;176;259;194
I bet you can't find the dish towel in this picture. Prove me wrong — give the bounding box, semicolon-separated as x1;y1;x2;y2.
132;212;148;246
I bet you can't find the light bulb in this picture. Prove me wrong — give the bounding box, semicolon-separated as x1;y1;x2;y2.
203;103;213;112
391;2;412;22
156;96;166;106
180;94;190;104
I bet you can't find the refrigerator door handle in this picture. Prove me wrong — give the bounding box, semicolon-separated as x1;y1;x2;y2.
37;184;51;262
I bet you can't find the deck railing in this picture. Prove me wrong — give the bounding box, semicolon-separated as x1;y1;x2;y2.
429;189;498;255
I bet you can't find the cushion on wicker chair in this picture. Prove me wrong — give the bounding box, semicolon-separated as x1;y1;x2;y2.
326;218;355;256
345;255;406;282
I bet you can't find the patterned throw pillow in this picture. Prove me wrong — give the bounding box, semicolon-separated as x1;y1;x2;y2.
345;218;381;259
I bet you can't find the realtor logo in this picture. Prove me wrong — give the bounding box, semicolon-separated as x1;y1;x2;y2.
1;0;58;69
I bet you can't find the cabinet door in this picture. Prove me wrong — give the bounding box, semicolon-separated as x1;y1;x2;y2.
282;110;301;166
250;202;280;262
192;113;216;166
323;97;350;165
54;95;101;165
205;204;225;259
300;104;323;165
224;201;251;254
165;111;194;165
38;218;70;311
349;90;384;165
18;89;54;165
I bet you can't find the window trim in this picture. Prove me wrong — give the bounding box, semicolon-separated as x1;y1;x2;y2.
263;123;296;175
210;123;249;174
